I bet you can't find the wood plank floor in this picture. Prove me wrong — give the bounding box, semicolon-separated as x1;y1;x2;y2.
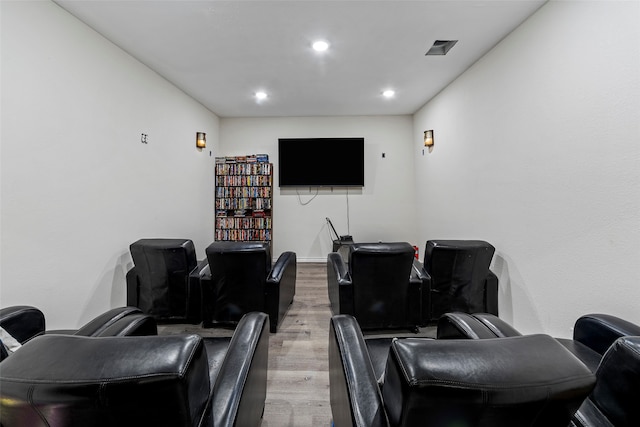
159;262;333;426
260;262;333;426
159;262;435;426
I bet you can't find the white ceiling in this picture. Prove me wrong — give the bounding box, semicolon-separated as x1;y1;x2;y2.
54;0;546;118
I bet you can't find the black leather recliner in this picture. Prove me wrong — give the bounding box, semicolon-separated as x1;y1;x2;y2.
413;240;498;324
127;238;206;323
0;305;157;361
327;242;422;331
0;306;46;349
195;241;296;333
437;312;640;427
329;314;595;427
0;311;269;427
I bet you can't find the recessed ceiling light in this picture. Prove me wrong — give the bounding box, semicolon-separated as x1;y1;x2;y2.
312;40;329;52
382;89;395;98
255;91;268;100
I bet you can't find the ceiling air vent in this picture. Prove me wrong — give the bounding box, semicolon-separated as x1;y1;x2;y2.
426;40;458;56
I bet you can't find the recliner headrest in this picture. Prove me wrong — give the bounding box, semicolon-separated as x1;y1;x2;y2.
348;242;415;272
206;241;272;275
0;334;211;426
382;334;595;427
424;239;495;267
207;241;269;253
350;242;415;256
130;238;197;273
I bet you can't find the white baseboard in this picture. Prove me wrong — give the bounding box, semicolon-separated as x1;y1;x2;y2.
297;257;327;263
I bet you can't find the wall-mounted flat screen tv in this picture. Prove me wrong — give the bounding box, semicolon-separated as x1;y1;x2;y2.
278;137;365;187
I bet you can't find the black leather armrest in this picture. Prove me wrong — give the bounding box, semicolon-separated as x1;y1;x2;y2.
411;258;431;282
94;313;158;337
186;258;209;323
437;312;503;339
74;307;142;337
267;251;296;285
485;270;499;315
266;251;297;333
0;305;45;344
211;311;269;427
191;261;210;280
413;259;432;326
437;312;522;339
0;340;8;360
573;313;640;356
585;336;640;426
470;312;522;337
48;308;147;337
329;314;389;427
327;252;353;316
198;264;216;328
408;272;423;328
44;329;77;335
125;266;139;307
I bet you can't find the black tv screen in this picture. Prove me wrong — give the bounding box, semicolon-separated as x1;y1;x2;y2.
278;138;365;187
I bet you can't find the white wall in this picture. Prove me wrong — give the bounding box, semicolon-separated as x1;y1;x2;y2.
1;1;219;329
220;116;417;261
413;0;640;337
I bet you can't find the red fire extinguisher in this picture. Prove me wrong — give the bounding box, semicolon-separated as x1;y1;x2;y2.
413;245;419;260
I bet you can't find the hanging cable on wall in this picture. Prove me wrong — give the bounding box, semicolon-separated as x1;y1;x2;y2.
296;188;319;206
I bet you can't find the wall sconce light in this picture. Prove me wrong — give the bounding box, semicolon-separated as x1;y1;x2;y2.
196;132;206;149
424;130;434;147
